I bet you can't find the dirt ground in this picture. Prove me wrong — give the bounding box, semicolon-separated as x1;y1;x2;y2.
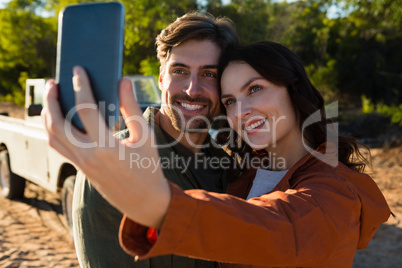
0;183;79;267
0;101;401;267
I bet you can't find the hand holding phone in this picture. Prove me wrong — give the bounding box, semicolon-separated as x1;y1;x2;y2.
56;2;125;132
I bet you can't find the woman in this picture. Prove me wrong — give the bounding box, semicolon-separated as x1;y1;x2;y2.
117;41;390;267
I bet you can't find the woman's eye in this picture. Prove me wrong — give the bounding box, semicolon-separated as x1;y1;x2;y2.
224;99;235;106
250;85;262;93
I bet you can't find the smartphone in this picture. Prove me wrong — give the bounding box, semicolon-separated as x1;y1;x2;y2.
56;2;125;132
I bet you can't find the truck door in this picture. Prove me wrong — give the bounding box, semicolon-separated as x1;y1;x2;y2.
23;79;51;187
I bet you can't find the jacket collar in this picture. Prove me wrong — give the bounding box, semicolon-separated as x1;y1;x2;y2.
272;142;339;191
227;143;338;198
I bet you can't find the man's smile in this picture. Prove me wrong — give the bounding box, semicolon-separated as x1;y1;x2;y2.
178;102;206;111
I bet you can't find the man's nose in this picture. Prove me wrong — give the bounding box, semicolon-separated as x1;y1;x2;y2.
184;75;202;97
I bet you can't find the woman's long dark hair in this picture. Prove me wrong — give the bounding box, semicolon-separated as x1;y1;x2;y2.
216;41;369;172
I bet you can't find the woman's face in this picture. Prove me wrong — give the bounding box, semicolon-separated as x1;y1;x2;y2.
220;61;299;152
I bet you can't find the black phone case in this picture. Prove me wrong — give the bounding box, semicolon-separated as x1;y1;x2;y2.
56;2;125;132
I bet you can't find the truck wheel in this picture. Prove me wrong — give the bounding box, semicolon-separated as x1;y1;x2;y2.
0;150;26;199
62;175;75;237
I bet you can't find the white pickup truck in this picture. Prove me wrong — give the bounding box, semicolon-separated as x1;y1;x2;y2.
0;76;161;235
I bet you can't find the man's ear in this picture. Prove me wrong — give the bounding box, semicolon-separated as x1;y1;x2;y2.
158;66;164;89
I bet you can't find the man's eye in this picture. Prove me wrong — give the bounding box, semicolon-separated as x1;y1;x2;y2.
250;86;262;93
203;72;217;78
173;69;185;74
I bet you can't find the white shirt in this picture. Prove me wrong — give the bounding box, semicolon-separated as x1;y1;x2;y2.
246;168;288;200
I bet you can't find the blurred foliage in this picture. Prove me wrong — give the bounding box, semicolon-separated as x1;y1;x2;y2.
0;0;56;105
0;0;400;111
362;95;402;125
377;103;402;126
361;95;375;113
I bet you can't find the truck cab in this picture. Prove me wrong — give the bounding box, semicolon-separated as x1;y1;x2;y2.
0;79;78;235
128;75;161;111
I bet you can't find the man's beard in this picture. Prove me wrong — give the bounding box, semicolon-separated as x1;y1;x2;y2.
165;94;215;133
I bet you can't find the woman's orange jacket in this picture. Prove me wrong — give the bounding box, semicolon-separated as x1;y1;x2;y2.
119;143;390;267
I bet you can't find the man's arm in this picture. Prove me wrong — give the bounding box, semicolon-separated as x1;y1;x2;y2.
42;66;170;229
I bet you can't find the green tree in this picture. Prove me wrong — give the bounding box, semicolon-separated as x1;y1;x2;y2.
2;0;400;107
331;0;402;105
47;0;199;76
121;0;198;75
205;0;270;44
0;0;56;104
263;1;340;102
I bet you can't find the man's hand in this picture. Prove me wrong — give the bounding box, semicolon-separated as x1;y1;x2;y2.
41;66;170;229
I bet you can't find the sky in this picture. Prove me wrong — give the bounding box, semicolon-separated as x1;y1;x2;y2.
0;0;8;8
0;0;53;17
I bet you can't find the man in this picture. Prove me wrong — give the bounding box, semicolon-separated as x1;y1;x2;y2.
56;12;238;267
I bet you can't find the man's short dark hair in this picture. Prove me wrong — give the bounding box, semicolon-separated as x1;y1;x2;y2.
156;11;239;68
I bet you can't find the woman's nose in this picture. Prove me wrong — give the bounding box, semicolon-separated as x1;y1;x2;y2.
235;101;252;119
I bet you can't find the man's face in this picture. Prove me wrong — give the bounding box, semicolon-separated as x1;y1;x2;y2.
159;39;221;132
